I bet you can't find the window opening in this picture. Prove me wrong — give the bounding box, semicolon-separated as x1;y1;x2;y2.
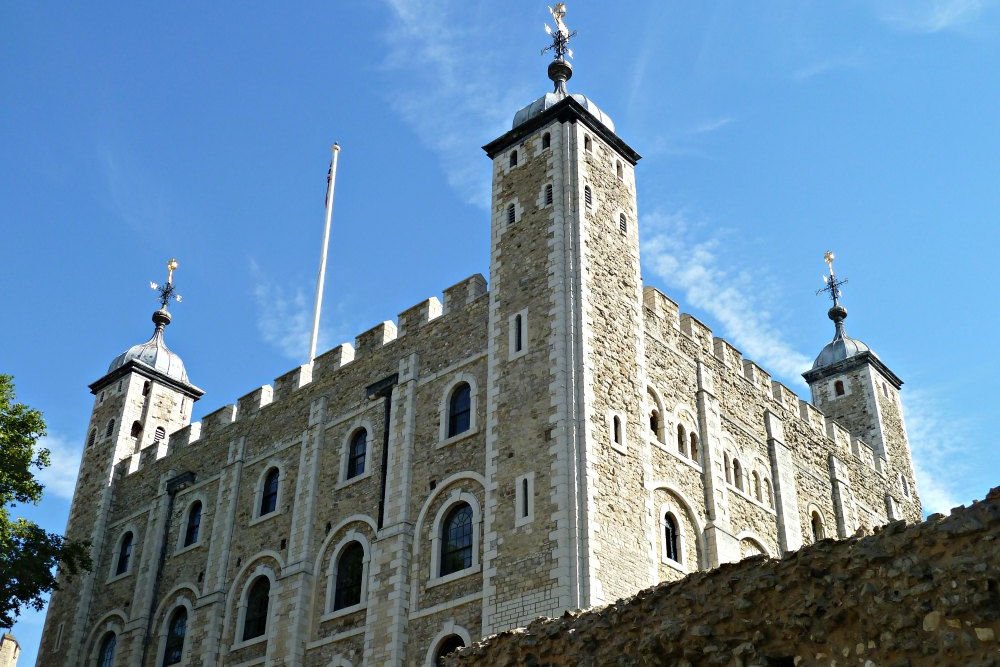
834;380;845;396
733;459;743;491
584;185;593;208
612;415;622;445
154;426;166;442
162;607;187;666
142;380;150;396
88;429;97;448
435;635;466;665
724;453;731;483
260;469;279;516
584;135;592;152
616;160;624;180
116;532;133;575
544;183;553;205
105;419;116;438
97;633;117;667
677;424;686;455
130;421;142;439
447;383;472;438
619;213;627;234
507;203;515;225
514;314;523;352
753;471;762;501
333;541;364;610
542;132;551;149
521;477;529;518
347;429;367;479
689;433;699;463
184;501;202;547
649;410;659;437
440;503;473;576
811;512;825;542
242;577;270;641
664;513;680;562
509;150;518;167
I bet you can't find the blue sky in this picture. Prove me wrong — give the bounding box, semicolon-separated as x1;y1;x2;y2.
3;1;998;661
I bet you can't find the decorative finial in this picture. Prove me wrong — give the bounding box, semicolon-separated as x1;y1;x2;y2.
543;4;576;94
816;250;849;335
150;258;183;311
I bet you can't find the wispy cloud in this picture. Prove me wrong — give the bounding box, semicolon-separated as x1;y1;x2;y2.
380;0;534;207
99;147;171;234
641;117;737;160
792;53;863;82
640;208;812;382
35;433;81;501
250;260;355;360
877;0;985;33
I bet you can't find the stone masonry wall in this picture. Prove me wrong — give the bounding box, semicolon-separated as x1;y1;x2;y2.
448;487;1000;666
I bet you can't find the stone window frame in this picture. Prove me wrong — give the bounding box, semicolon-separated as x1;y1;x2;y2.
735;531;773;557
427;490;482;588
154;595;194;667
830;377;851;398
538;181;555;208
807;504;827;542
616;159;624;181
645;386;667;446
655;406;703;472
338;419;375;488
607;409;627;454
424;621;473;667
498;198;522;236
514;472;535;528
437;373;480;448
249;461;287;526
320;531;372;621
508;309;529;361
231;566;278;651
540;131;551;151
659;502;687;572
105;418;116;440
500;144;523;175
85;612;125;667
107;524;139;583
174;493;208;555
899;473;912;499
583;133;593;152
583;183;594;209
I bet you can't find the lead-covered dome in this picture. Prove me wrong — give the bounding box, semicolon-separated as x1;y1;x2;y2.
512;91;615;132
107;308;189;383
811;305;877;370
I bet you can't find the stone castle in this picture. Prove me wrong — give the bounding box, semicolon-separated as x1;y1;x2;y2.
38;13;921;666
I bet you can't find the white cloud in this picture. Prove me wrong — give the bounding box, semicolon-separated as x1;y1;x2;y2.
877;0;985;33
99;147;171;234
901;388;973;515
640;208;812;383
792;53;863;82
35;433;81;501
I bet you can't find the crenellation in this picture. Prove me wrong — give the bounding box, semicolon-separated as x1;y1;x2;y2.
273;364;312;401
354;320;398;356
712;337;743;369
641;286;679;327
824;419;852;454
679;313;713;354
237;385;273;419
200;404;236;437
798;399;825;433
313;343;355;379
167;421;201;453
443;274;488;313
742;359;771;394
770;381;800;412
398;297;443;336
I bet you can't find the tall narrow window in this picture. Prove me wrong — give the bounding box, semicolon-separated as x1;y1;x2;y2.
765;478;774;507
724;453;731;483
541;132;551;149
242;577;270;641
88;429;97;448
183;501;202;547
130;421;142;439
733;459;743;491
162;607;187;665
447;383;472;438
509;150;518;167
664;513;679;562
440;503;473;576
513;314;523;352
584;185;593;208
105;419;116;438
810;512;825;542
677;424;686;456
584;135;593;152
154;426;166;443
752;471;762;501
616;160;624;180
834;380;845;396
521;477;529;518
333;541;364;610
613;415;622;445
507;203;516;225
435;635;466;666
544;183;553;205
142;380;151;396
689;433;699;463
116;531;133;575
649;410;660;437
619;213;627;234
347;429;367;479
260;469;279;516
97;632;117;667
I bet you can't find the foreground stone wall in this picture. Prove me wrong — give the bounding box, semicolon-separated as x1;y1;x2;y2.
449;487;1000;666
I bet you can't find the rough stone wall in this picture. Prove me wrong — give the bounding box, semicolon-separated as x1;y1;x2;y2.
448;487;1000;667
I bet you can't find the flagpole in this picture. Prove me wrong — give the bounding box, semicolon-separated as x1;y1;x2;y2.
309;143;340;363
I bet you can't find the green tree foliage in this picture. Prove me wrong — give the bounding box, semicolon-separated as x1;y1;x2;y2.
0;374;90;627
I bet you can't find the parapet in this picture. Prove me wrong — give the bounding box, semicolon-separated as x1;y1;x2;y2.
355;321;398;356
443;274;488;313
314;343;355;380
679;313;713;354
398;297;443;336
642;286;680;328
273;364;312;401
237;385;273;419
742;359;772;393
167;422;201;453
201;404;236;438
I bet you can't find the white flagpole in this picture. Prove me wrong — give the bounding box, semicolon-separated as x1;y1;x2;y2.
308;143;340;363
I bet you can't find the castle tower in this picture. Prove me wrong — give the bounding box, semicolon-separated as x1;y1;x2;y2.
802;254;920;522
38;261;202;663
480;7;650;634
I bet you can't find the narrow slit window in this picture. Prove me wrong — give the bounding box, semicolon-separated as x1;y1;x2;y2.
689;433;699;463
664;513;679;562
116;531;133;575
834;380;845;396
584;135;592;152
507;204;516;225
521;477;529;518
584;185;592;208
105;419;116;438
514;314;523;352
542;132;550;149
613;415;622;445
509;150;518;167
88;429;97;448
347;429;367;479
619;213;627;234
616;160;624;180
544;184;553;205
733;459;743;491
811;511;825;541
154;426;166;442
677;424;686;456
724;453;731;483
183;501;202;547
260;468;279;516
142;380;150;396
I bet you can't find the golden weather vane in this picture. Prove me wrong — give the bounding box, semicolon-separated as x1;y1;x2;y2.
817;251;847;306
543;3;576;60
150;258;183;309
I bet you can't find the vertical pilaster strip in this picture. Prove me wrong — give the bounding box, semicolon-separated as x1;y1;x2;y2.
764;411;803;553
123;477;169;665
696;362;738;566
829;454;856;538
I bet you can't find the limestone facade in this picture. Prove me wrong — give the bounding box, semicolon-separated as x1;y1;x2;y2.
38;84;920;666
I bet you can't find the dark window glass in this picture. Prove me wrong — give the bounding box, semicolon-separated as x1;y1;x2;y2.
105;419;115;438
544;184;553;205
184;501;202;547
619;213;627;234
130;421;142;439
664;513;679;562
162;607;187;665
649;411;659;436
142;381;150;396
260;469;279;516
542;132;550;149
333;541;364;610
521;478;529;518
613;415;622;444
509;150;518;167
242;577;270;641
689;434;699;463
677;425;686;455
116;532;133;575
440;503;473;576
584;186;592;207
507;204;515;225
514;315;523;352
88;429;97;448
834;380;845;396
97;632;116;667
811;513;824;542
447;383;471;438
435;635;466;665
347;430;367;479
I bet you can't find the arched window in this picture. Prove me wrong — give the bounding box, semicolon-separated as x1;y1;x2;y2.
664;512;680;562
616;160;623;180
544;183;553;205
811;512;825;542
260;469;279;516
105;419;116;438
509;150;518;167
733;459;743;491
834;380;845;396
724;453;732;483
97;632;117;667
541;132;551;149
648;410;660;437
162;606;187;665
183;501;202;547
242;576;270;641
116;531;133;575
584;185;593;208
612;415;622;445
752;471;762;501
689;433;699;463
435;635;466;665
88;429;97;448
901;475;910;498
447;383;472;438
154;426;166;443
142;380;151;396
677;424;686;456
440;503;473;576
584;134;592;152
619;212;627;234
513;314;523;352
130;421;142;439
347;430;367;479
333;541;365;611
764;478;774;507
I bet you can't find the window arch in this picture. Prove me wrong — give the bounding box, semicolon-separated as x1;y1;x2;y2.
724;453;732;483
435;635;465;665
97;632;117;667
242;576;270;641
732;459;744;491
811;511;825;542
105;419;116;438
616;160;623;180
619;212;627;234
584;185;593;208
260;468;279;516
509;150;518;167
130;420;142;439
541;132;551;149
162;606;187;665
764;478;774;508
154;426;166;443
676;424;686;456
88;429;97;448
663;512;680;563
115;531;133;575
544;183;553;205
584;134;593;152
689;433;699;464
447;383;472;438
333;541;365;611
612;415;622;446
834;380;845;396
752;471;762;501
183;501;202;547
347;429;367;479
648;409;660;438
506;203;515;225
440;502;473;576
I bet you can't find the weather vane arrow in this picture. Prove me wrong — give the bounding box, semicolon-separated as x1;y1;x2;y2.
816;250;848;306
542;3;576;60
150;258;183;309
